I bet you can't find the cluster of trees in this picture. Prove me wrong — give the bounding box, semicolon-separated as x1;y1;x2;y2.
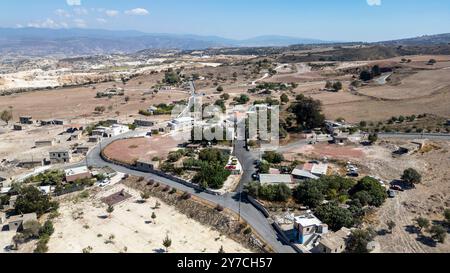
233;94;250;105
359;65;382;82
414;212;448;244
262;151;284;164
190;148;231;189
293;176;388;231
293;176;356;208
13;219;55;253
288;94;325;131
15;186;59;217
245;182;292;202
325;81;343;92
163;68;181;85
24;170;64;186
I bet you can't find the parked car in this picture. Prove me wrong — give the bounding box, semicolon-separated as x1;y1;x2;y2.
252;173;259;180
390;185;404;192
387;190;396;198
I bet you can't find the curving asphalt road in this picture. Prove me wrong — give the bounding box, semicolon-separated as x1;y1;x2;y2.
82;131;297;253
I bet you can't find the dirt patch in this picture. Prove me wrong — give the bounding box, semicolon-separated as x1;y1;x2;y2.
47;183;252;253
123;177;269;253
102;136;181;165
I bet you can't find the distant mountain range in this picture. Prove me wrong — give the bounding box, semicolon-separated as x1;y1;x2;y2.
0;27;449;57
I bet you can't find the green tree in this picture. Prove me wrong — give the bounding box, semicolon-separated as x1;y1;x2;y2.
401;168;422;186
216;86;224;92
280;93;289;104
234;94;250;105
444;209;450;226
262;151;284;164
163;235;172;252
1;110;13;125
371;65;381;77
430;225;447;243
332;81;343;91
289;96;325;130
346;229;375;253
220;93;230;100
368;133;378;144
293;180;325;208
360;70;373;81
387;220;396;233
218;245;225;253
351;176;387;207
140;191;150;202
39;220;55;237
15;186;59;216
315;202;354;231
106;205;114;217
415;217;430;232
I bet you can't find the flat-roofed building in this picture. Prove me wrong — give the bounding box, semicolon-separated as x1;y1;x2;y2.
64;166;92;183
49;150;71;164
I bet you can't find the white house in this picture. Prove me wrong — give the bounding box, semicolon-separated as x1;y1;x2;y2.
168;117;194;131
294;212;329;246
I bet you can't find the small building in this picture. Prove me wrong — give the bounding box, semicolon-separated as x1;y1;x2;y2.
259;174;293;186
106;119;118;125
19;116;33;125
302;162;329;177
7;213;38;232
292;169;320;181
13;124;23;131
75;146;89;155
49;150;71;164
332;134;350;145
147;106;158;115
168;117;194;131
40;120;55;126
35;140;54;148
159;126;171;134
315;227;351;254
18;159;44;169
64;166;92;183
135;159;154;172
88;135;102;143
134;119;155;127
294;212;329;245
53;120;64;125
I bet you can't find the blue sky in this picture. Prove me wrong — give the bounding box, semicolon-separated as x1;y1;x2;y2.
0;0;449;41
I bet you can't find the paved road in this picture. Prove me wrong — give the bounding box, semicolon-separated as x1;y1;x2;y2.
84;136;295;253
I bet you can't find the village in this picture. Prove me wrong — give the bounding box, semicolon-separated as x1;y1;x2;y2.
1;37;450;254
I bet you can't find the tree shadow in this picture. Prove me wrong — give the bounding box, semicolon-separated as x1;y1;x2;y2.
97;215;108;220
405;225;419;235
377;229;388;236
153;248;166;253
416;235;437;248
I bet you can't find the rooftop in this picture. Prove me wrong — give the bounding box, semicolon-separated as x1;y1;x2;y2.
291;169;320;180
259;174;292;185
8;213;37;223
65;166;90;177
319;227;351;250
294;213;323;227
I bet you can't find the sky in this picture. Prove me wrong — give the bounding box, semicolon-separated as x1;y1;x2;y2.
0;0;449;42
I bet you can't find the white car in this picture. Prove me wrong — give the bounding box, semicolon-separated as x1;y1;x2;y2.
98;179;111;187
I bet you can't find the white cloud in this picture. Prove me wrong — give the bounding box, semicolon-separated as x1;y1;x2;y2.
367;0;382;6
74;7;88;15
73;18;87;28
105;10;119;17
66;0;81;6
27;18;68;29
125;8;149;16
96;18;107;24
55;9;71;18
